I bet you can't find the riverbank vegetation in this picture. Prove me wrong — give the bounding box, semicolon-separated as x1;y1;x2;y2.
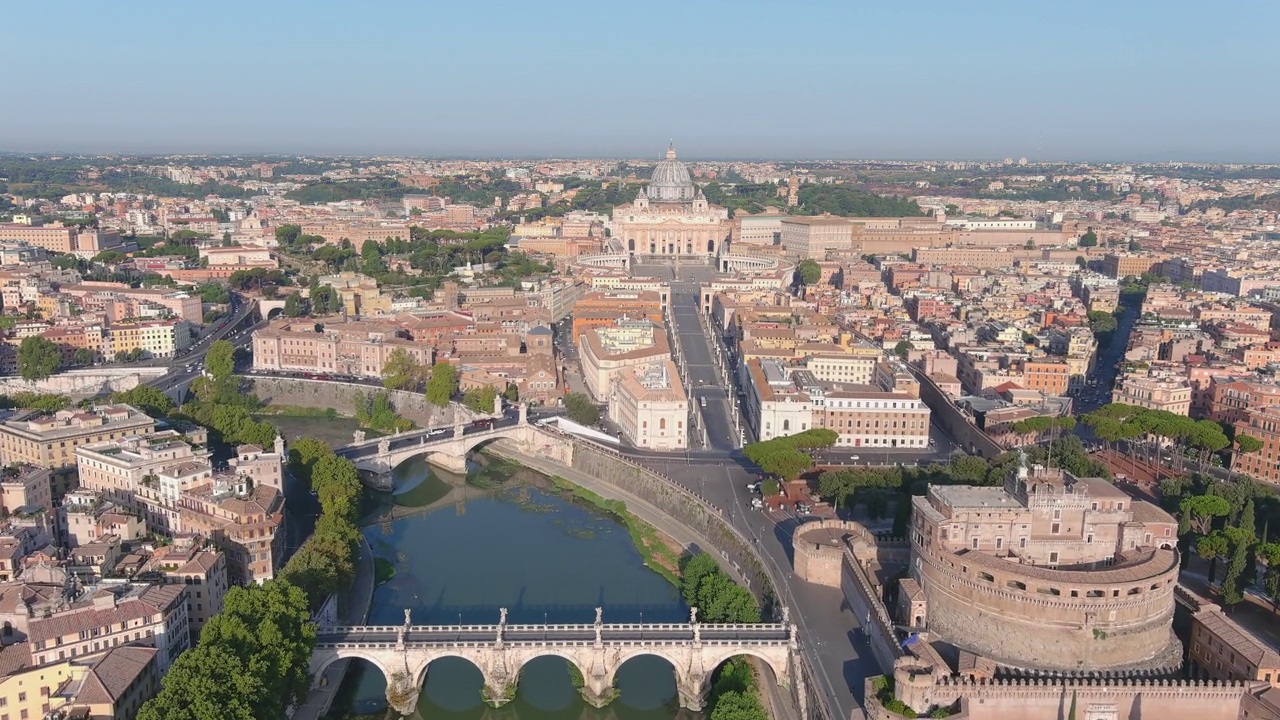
137;580;316;720
549;475;681;585
259;404;340;419
354;389;414;433
680;553;761;623
373;557;396;585
280;437;366;610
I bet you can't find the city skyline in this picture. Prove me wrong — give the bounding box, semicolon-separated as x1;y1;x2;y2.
4;0;1279;162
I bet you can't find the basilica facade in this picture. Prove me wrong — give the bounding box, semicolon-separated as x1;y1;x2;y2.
613;145;730;256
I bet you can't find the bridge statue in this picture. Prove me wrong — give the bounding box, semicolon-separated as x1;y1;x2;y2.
690;607;698;625
378;437;390;456
353;430;365;444
309;611;793;714
404;609;412;627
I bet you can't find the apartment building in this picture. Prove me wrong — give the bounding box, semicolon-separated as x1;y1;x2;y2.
0;466;51;517
1208;378;1280;427
136;538;228;644
1102;253;1163;279
806;348;881;386
571;291;664;339
108;318;194;358
74;431;213;534
1112;374;1193;416
27;584;187;672
177;475;284;586
298;222;410;246
59;283;202;324
59;494;147;550
1234;406;1280;485
608;361;688;451
252;317;433;377
0;406;156;474
197;245;274;266
0;644;158;720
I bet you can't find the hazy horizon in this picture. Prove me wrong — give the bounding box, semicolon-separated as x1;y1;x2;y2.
4;0;1278;163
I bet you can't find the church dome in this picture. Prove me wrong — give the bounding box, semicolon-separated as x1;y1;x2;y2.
648;143;696;202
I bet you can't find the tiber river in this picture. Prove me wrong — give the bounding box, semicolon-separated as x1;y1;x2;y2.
327;454;696;720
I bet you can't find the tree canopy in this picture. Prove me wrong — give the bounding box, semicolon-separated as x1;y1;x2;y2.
136;581;316;720
17;336;61;381
425;361;457;407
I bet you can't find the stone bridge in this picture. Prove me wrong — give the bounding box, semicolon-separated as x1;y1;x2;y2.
310;608;797;716
336;404;573;481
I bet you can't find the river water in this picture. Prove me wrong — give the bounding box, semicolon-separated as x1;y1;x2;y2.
329;454;695;720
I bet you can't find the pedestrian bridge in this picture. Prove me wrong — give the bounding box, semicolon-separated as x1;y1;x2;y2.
310;609;797;716
335;405;572;480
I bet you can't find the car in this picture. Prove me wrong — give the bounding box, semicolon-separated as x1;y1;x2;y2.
851;455;860;460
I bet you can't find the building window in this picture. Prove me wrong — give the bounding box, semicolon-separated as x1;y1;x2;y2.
1049;552;1059;564
971;537;979;549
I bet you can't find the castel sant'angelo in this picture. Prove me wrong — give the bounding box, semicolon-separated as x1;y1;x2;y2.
791;453;1280;720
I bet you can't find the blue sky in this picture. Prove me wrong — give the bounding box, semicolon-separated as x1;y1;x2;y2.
3;0;1278;161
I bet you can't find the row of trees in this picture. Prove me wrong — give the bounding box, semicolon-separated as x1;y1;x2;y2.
280;438;365;609
1082;404;1229;475
743;429;838;482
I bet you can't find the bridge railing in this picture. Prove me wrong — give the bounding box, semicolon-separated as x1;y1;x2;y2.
317;622;789;634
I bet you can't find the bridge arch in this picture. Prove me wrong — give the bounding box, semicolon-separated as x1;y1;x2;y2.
411;650;487;689
602;648;679;693
702;647;789;690
311;647;395;691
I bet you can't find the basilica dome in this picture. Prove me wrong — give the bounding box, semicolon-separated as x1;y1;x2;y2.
647;143;696;202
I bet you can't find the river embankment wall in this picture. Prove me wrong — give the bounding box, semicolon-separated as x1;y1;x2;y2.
246;376;484;427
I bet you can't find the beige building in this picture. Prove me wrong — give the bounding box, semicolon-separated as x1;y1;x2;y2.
317;272;393;316
108;318;194;359
578;320;671;401
0;405;156;474
780;216;854;258
744;358;931;449
0;644;159;720
28;584;188;672
177;475;285;586
1112;374;1193;415
612;145;729;256
608;361;688;451
75;430;213;535
137;538;228;644
0;465;51;516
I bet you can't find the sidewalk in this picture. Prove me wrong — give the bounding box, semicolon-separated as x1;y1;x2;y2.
293;535;377;720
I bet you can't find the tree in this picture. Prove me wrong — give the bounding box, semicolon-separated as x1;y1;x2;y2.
17;336;61;381
1257;542;1280;612
1220;535;1251;608
1078;230;1098;247
1180;494;1231;536
381;349;425;391
464;385;498;414
205;340;235;382
893;340;914;359
283;292;308;318
564;392;600;426
111;385;175;417
360;239;386;275
137;581;315;720
710;690;768;720
797;258;821;285
425;362;457;407
274;224;302;247
288;437;332;488
73;348;95;366
1197;531;1231;584
1234;434;1264;480
503;384;519;403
